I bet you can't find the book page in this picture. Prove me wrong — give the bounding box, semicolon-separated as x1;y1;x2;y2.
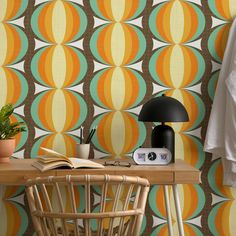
32;160;73;172
40;147;68;159
32;147;105;171
37;157;70;164
69;158;104;169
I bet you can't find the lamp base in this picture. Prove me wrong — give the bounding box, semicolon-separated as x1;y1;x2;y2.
151;124;175;162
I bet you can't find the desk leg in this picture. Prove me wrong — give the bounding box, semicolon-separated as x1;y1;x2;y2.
172;184;184;236
163;185;173;236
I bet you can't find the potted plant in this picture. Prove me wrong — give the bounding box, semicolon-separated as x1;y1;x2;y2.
0;104;26;163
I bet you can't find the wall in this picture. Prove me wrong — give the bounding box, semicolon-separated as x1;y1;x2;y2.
0;0;236;235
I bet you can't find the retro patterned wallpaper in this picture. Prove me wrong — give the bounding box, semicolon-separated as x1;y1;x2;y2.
0;0;236;235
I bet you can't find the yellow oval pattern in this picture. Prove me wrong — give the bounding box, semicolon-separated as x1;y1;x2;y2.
96;23;141;65
95;0;141;22
37;90;82;132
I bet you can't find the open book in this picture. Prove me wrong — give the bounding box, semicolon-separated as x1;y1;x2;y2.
32;147;104;172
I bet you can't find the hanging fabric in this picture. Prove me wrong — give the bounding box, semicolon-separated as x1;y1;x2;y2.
204;18;236;187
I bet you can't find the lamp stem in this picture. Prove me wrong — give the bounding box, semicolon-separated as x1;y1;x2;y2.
151;124;175;162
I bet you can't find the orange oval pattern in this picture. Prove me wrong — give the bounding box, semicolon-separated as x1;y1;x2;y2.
150;0;204;43
31;1;87;156
92;0;144;21
35;1;85;43
0;1;28;235
95;23;144;66
90;1;146;158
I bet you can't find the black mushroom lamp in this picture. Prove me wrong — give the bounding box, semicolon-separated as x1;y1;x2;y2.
138;94;189;162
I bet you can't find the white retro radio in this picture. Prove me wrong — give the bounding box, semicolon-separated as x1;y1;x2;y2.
133;147;172;165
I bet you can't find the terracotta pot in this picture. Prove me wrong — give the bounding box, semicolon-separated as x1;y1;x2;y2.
0;139;15;163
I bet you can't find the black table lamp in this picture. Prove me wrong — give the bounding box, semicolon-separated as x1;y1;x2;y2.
138;94;189;162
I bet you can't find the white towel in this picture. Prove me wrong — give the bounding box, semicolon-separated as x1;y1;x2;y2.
204;18;236;187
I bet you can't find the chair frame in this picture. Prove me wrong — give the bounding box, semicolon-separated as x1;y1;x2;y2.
26;174;150;236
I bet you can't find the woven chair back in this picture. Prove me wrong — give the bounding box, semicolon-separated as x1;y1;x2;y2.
26;174;150;236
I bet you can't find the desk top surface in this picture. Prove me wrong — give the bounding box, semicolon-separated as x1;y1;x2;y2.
0;158;201;185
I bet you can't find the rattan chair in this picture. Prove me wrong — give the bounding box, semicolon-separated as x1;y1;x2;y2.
26;175;150;236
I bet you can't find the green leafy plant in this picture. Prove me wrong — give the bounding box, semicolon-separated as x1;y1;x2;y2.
0;104;26;140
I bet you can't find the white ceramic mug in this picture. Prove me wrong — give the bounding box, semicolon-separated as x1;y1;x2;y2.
76;143;90;159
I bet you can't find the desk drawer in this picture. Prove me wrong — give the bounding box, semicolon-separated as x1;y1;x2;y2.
174;171;201;184
0;175;27;185
143;171;174;185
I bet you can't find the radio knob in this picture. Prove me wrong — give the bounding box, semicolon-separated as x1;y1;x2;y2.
148;152;157;161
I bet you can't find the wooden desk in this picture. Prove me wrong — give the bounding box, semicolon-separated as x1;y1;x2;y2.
0;158;200;236
0;159;200;185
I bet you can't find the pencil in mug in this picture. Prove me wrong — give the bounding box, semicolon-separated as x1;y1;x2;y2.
79;126;84;144
85;126;97;144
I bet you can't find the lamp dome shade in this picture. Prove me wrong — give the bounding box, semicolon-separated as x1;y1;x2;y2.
138;95;189;122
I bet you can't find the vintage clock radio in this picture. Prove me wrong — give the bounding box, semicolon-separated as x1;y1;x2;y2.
133;147;172;165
